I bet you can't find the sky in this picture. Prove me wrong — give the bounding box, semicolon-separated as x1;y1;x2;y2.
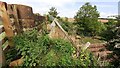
0;0;119;18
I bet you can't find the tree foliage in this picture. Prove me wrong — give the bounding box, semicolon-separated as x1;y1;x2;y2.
74;2;104;36
48;7;58;18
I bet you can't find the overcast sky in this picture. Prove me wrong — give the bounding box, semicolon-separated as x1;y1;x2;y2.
1;0;119;18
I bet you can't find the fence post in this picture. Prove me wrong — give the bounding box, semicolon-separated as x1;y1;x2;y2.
0;45;6;67
0;2;14;47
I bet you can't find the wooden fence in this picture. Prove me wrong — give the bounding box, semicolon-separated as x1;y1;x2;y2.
0;2;14;67
0;25;9;51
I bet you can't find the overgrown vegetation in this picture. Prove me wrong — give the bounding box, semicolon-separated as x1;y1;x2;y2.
4;2;117;67
5;29;107;67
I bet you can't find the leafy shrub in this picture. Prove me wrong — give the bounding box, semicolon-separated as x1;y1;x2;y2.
106;26;120;67
100;19;117;41
98;19;120;67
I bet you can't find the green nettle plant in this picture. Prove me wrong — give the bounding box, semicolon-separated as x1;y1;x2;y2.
5;29;107;67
